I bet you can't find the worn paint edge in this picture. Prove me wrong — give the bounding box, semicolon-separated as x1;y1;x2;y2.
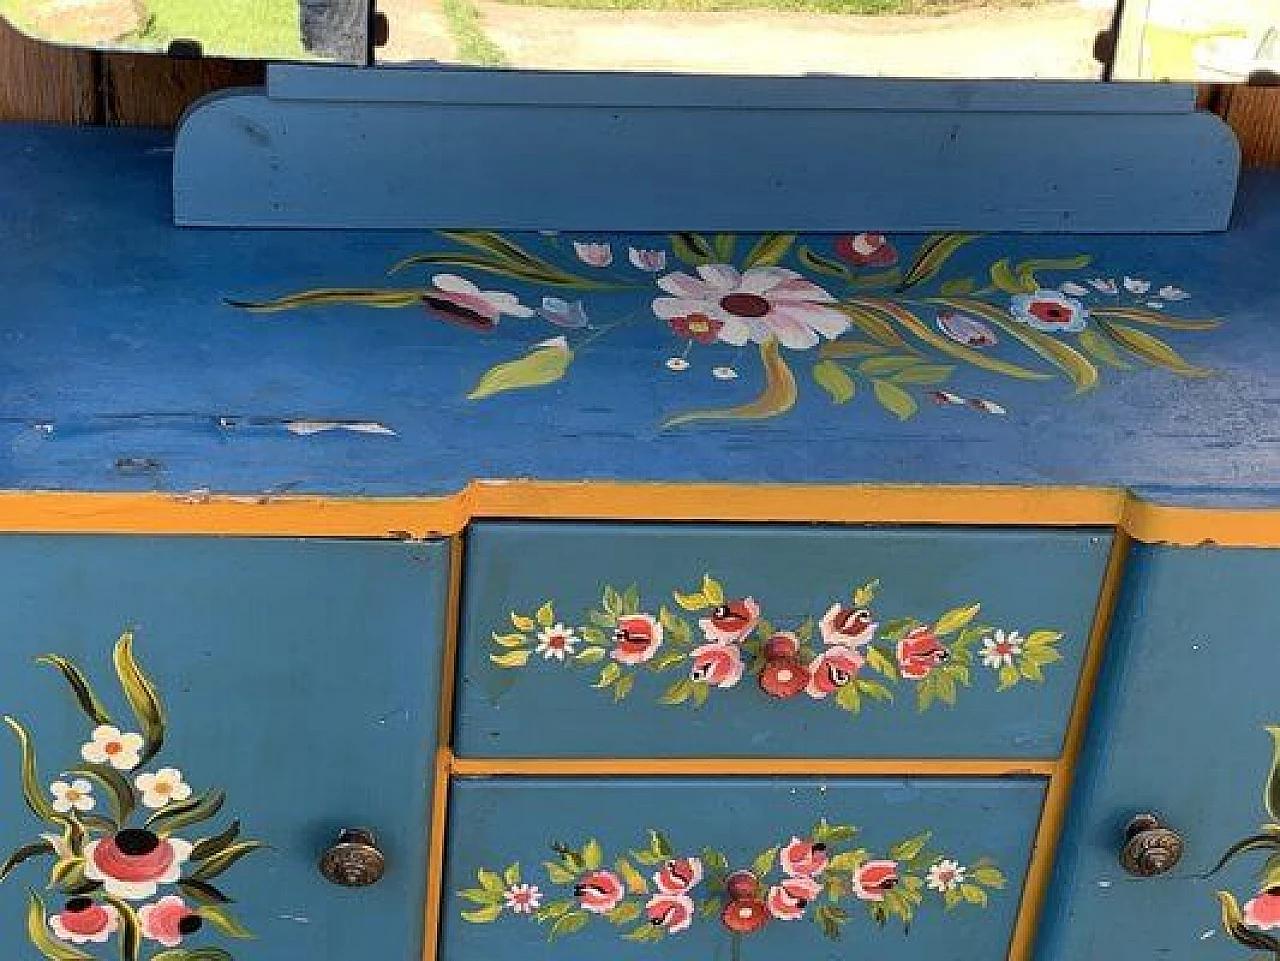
446;757;1057;777
1005;531;1130;961
0;484;1277;546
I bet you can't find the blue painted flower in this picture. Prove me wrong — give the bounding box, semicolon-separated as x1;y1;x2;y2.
936;311;998;347
1009;289;1088;334
536;297;590;329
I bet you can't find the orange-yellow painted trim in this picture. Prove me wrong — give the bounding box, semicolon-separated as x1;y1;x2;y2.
1005;532;1130;961
422;748;453;961
447;756;1057;778
0;482;1277;546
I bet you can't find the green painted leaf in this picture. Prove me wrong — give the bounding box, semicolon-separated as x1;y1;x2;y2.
898;234;979;291
959;883;988;906
751;846;779;879
934;604;980;636
836;681;862;714
798;246;850;278
939;278;977;296
391;244;621;290
972;310;1099;393
436;230;552;271
1077;329;1133;370
549;909;591;940
971;865;1006;888
112;631;166;767
1091;306;1219;331
663;338;797;428
1097;321;1214;377
491;632;528;649
178;879;233;905
616;857;648;894
4;716;62;824
691;681;710;707
871;379;918;420
892;364;953;385
1;839;54;882
744;234;796;268
512;612;536;631
189;840;267;882
544;860;577;883
229;288;426;312
468;340;574;401
1013;255;1092;291
997;664;1020;691
104;896;142;961
859;355;919;376
461;903;504;923
839;304;910;348
582;839;604;871
192;821;242;863
36;655;112;726
196;903;254;939
68;765;135;827
1266;726;1280;823
866;647;898;680
148;790;225;835
574;646;606;665
536;601;555;627
595;663;622;690
536;898;574;922
478;868;505;892
490;649;530;668
670;233;715;266
606;901;642;924
151;950;234;961
659;678;693;705
713;234;738;263
1218;891;1280;953
27;890;94;961
989;259;1031;295
649;830;674;858
813;361;855;404
623;922;664;941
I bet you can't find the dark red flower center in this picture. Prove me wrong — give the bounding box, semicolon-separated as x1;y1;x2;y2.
720;293;771;318
1029;302;1072;324
116;829;160;857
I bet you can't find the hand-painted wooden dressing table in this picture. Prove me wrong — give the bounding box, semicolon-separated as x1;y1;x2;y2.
1;64;1278;961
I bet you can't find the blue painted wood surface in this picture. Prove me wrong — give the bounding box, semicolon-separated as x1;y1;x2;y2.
455;522;1111;758
1037;545;1280;959
441;775;1046;960
173;79;1238;231
1;125;1278;505
0;535;450;961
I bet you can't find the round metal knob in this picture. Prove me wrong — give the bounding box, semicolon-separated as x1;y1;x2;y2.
319;829;386;887
1119;814;1183;877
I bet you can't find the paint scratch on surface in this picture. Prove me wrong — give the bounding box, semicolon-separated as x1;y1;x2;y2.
284;420;397;437
278;914;312;924
1200;929;1215;940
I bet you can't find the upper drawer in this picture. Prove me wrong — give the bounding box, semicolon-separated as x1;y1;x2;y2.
456;523;1112;758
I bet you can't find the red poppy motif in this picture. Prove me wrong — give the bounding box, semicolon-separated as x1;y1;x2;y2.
896;627;950;680
805;645;864;699
698;598;761;644
575;870;626;914
647;893;695;934
655;857;704;895
767;876;821;921
668;313;725;344
835;233;898;267
759;656;810;699
49;899;120;945
722;898;770;933
610;613;664;666
690;642;745;689
853;860;900;902
83;829;194;901
780;837;828;878
138;896;203;947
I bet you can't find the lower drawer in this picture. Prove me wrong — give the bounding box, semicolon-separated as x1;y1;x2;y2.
443;776;1045;960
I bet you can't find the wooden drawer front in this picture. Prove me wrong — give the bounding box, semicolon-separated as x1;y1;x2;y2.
456;522;1111;758
0;536;450;961
443;776;1044;960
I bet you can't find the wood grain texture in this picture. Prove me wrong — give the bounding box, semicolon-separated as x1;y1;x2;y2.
0;19;98;123
98;52;263;125
1220;86;1280;168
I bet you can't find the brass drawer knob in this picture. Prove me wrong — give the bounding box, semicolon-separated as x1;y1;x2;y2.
1119;814;1183;877
319;828;386;887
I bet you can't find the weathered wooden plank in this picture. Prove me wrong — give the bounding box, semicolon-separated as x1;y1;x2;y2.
1221;86;1280;168
100;53;264;127
0;18;98;123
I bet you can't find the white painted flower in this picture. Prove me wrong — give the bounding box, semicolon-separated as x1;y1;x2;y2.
628;247;667;272
535;624;578;661
50;779;96;814
1059;281;1089;297
665;357;690;372
424;274;534;328
1158;285;1190;301
712;366;739;380
1088;278;1118;294
652;264;848;350
926;859;967;893
1123;276;1151;294
980;630;1025;669
81;726;144;770
135;768;193;810
573;242;614;268
504;882;543;914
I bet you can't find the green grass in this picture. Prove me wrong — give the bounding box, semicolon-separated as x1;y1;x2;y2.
2;0;306;58
491;0;1040;14
441;0;509;66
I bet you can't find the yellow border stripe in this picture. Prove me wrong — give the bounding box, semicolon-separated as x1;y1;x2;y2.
1;483;1278;546
447;757;1056;777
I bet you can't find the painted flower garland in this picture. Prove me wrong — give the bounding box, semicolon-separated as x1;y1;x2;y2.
1212;726;1280;957
233;230;1217;428
490;576;1065;712
1;632;264;961
459;819;1006;945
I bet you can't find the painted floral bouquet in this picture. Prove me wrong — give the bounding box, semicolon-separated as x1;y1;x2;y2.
1214;727;1280;957
1;632;264;961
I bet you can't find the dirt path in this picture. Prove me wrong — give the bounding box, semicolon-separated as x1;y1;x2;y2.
381;0;1107;78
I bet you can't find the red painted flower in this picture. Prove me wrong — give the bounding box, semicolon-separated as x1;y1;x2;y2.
805;645;864;699
138;896;203;948
83;829;194;900
1244;890;1280;930
725;870;761;901
780;837;829;878
1009;290;1088;333
575;870;626;914
852;860;900;901
896;627;950;680
835;233;897;267
690;642;745;689
698;598;761;644
668;313;725;344
722;897;769;933
759;656;810;699
646;893;695;934
766;876;821;920
763;633;800;660
611;613;664;666
819;605;877;648
49;899;119;945
654;857;703;895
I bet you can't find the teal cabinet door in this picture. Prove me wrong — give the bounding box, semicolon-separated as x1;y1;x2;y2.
457;522;1112;758
0;536;450;961
442;776;1046;961
1038;545;1280;959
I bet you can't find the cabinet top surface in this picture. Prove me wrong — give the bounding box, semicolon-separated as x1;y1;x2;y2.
2;125;1278;506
